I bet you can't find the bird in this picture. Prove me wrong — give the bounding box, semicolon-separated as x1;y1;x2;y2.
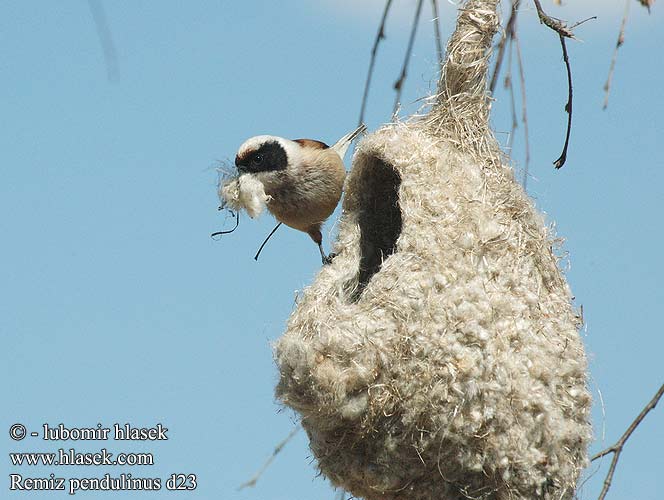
232;124;366;264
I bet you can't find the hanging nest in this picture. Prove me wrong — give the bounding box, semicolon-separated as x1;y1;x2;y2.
274;1;592;499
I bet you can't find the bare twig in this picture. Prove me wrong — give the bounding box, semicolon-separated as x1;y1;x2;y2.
492;2;529;187
591;382;664;500
358;0;394;126
569;16;599;31
490;0;521;93
239;427;299;490
514;33;530;188
505;39;518;153
530;0;582;169
393;0;425;115
431;0;444;69
87;0;119;81
532;0;575;39
603;0;630;110
553;35;572;169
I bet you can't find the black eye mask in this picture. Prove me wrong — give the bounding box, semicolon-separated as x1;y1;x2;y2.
235;141;288;173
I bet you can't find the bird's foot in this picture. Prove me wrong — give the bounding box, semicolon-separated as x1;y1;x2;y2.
322;253;337;265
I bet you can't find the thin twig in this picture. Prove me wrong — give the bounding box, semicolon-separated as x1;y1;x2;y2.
553;35;572;169
393;0;424;115
531;1;597;168
490;0;521;93
238;427;299;490
505;39;518;153
87;0;119;81
532;0;575;39
431;0;444;70
358;0;394;127
569;16;599;30
492;1;529;186
514;32;530;188
591;383;664;500
603;0;630;110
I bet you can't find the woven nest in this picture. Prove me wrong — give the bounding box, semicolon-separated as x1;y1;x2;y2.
274;2;592;499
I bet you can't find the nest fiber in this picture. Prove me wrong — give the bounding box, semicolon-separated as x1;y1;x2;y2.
219;174;271;219
274;2;591;499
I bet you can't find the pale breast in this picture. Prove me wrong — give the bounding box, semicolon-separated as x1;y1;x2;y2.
261;150;346;232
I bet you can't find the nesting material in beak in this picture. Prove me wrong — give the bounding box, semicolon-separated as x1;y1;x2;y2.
219;174;271;219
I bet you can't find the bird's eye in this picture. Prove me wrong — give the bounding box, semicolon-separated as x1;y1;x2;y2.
251;154;264;165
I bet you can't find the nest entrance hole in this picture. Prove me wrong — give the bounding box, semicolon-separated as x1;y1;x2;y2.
352;155;403;300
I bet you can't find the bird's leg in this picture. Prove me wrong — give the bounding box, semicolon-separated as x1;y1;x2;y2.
308;227;334;265
253;222;282;261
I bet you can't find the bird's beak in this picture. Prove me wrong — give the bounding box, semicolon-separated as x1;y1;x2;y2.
235;155;249;174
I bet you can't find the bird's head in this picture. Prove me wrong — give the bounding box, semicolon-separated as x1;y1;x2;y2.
235;136;292;174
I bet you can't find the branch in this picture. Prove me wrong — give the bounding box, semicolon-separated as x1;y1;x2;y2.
431;0;444;70
238;427;299;490
505;38;518;154
358;0;394;127
532;0;575;39
87;0;119;81
393;0;424;115
603;0;630;110
531;1;597;169
514;32;530;188
490;0;521;93
553;35;572;169
591;382;664;500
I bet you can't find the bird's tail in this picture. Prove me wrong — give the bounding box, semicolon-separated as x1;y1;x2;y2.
331;123;367;159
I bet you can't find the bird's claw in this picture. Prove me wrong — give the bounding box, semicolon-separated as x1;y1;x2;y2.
322;253;337;265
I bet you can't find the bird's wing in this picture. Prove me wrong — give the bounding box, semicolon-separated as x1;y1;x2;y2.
331;123;367;159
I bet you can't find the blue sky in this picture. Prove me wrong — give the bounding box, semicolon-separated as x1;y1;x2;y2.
2;1;662;499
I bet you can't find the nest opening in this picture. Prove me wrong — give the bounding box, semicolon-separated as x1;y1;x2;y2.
352;155;403;300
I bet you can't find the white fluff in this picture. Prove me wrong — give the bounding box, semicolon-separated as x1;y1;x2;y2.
218;174;271;219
